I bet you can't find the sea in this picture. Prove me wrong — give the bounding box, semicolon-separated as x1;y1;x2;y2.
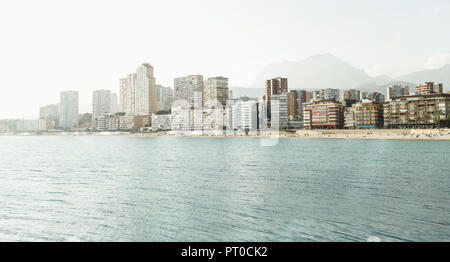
0;136;449;242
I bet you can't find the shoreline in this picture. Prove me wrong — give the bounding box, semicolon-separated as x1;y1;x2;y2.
2;129;450;141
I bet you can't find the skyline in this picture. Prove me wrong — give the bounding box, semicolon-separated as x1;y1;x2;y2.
1;0;450;118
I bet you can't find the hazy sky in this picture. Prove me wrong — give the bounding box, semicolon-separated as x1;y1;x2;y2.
1;0;450;118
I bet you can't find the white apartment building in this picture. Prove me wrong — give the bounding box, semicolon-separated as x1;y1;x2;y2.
119;63;158;116
270;92;288;129
231;99;259;131
92;89;111;121
152;114;172;131
174;75;203;108
203;77;229;108
59;91;79;129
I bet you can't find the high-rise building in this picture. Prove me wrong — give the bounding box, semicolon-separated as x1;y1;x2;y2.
120;73;136;115
156;85;174;111
231;99;259;131
92;90;111;121
203;77;229;108
264;77;288;120
416;82;443;95
174;75;204;108
387;85;409;100
119;63;158;116
303;99;344;129
39;104;59;125
135;63;158;115
270;92;289;129
287;91;298;120
59;91;79;129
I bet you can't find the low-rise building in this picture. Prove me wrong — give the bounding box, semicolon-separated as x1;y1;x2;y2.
152;114;171;131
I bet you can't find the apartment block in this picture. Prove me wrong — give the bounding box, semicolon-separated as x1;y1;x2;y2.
303;99;344;129
384;93;450;128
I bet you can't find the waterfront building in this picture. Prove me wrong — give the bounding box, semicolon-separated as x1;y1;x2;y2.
263;77;288;120
152;114;172;131
39;104;59;125
156;86;174;112
353;101;384;128
344;106;356;129
203;77;229;108
287;91;298;120
16;120;39;132
384;93;450;128
92;90;112;121
231;99;259;131
59;91;79;129
387;85;409;100
134;115;152;129
119;63;158;116
120;73;136;115
303;99;344;129
171;101;192;131
174;75;204;108
38;119;55;131
135;63;158;115
416;82;443;95
270;92;288;129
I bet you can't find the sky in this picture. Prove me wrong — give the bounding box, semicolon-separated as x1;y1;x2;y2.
1;0;450;118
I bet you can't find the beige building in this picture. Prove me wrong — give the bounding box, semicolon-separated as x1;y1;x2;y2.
119;63;158;116
353;101;384;128
384;93;450;128
416;82;443;95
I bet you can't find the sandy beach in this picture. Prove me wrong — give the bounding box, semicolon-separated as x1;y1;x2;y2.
2;129;450;140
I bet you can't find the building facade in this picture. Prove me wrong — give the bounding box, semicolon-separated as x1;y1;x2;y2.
270;92;288;129
303;99;344;129
264;77;288;120
174;75;204;108
384;93;450;128
92;89;112;121
353;101;384;128
59;91;79;129
416;82;443;95
203;77;229;108
387;85;409;100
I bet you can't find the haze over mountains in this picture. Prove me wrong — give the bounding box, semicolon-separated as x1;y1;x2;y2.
230;54;450;99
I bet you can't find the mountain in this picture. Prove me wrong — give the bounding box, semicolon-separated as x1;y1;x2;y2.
395;65;450;92
234;53;450;98
250;53;374;90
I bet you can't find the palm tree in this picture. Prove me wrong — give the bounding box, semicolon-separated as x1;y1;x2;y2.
423;114;431;128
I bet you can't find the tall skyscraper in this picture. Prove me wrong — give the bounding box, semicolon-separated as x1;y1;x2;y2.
59;91;79;129
135;63;158;115
203;77;229;107
119;63;158;116
92;89;111;121
264;77;288;120
174;75;204;107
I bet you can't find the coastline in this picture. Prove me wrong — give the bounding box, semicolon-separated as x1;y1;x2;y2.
2;129;450;140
